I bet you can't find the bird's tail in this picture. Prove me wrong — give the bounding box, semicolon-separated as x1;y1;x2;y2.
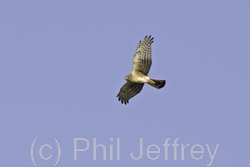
147;79;166;89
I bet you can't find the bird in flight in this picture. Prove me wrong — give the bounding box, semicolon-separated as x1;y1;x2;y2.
117;35;166;105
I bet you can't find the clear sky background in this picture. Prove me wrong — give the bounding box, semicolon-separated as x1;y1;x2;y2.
1;1;250;167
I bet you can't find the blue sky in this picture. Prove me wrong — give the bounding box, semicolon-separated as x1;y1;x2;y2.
1;1;250;166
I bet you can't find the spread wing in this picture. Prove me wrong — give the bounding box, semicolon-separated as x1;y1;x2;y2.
132;35;154;75
117;82;144;105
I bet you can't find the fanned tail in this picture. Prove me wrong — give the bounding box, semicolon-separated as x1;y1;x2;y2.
148;79;166;89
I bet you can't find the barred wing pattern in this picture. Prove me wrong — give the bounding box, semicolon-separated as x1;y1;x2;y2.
116;82;144;105
132;35;154;75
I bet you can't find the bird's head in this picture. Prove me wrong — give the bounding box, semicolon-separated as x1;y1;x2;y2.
124;74;131;81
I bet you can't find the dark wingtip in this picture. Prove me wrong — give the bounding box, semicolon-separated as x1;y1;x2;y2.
145;35;154;43
117;95;129;105
121;100;128;105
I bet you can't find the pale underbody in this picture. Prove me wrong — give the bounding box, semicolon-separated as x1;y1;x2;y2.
129;72;153;84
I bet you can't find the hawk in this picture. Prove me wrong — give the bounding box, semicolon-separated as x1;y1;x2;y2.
117;35;166;105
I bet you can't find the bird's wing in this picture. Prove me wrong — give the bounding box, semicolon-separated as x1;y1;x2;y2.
132;35;154;75
117;81;144;105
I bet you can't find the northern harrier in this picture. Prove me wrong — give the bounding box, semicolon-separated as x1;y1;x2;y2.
117;35;166;105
